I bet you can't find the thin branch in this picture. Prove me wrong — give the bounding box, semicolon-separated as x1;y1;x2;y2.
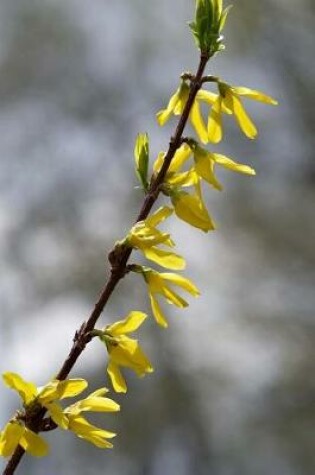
3;51;211;475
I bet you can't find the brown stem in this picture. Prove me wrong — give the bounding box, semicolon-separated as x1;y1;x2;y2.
3;448;25;475
2;52;210;475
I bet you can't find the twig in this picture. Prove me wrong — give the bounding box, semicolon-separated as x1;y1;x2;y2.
3;51;211;475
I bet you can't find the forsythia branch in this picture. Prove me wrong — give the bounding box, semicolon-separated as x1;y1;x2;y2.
1;2;278;473
2;47;211;475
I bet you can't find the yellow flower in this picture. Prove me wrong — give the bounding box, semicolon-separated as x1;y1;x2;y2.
208;82;278;143
0;421;48;458
98;311;153;393
2;372;88;431
155;141;254;193
170;181;215;232
126;207;185;270
66;416;116;449
156;81;208;143
153;144;197;188
192;144;256;190
141;268;200;328
1;373;120;453
64;388;120;449
66;387;119;415
153;144;215;232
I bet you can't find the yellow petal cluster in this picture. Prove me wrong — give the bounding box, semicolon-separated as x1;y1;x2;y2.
171;187;215;232
153;141;255;230
64;388;120;449
156;81;208;143
192;144;256;190
0;421;48;458
154;144;214;232
208;83;278;143
141;268;200;328
157;78;277;146
153;144;197;188
98;311;153;393
2;372;88;432
126;207;185;270
0;373;120;456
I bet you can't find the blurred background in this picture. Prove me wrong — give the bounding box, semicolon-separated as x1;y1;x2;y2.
0;1;314;474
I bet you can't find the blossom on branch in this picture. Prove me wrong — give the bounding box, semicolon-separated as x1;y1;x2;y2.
153;144;215;232
125;207;185;270
170;186;215;232
0;421;48;458
64;388;120;449
153;144;197;188
208;82;278;143
0;373;120;455
95;311;153;393
156;81;208;143
0;373;88;457
2;373;88;430
192;143;256;190
132;266;200;328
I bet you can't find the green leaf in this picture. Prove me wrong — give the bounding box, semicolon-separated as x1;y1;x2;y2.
134;133;149;191
219;5;233;33
189;0;232;54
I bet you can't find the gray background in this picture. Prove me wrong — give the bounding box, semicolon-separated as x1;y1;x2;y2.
0;1;314;474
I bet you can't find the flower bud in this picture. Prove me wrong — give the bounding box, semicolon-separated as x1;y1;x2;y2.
134;133;149;191
189;0;232;55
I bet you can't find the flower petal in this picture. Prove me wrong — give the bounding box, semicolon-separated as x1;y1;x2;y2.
107;362;127;393
107;311;147;336
232;87;278;105
172;192;215;232
194;147;223;190
173;82;190;115
153;151;165;174
76;397;120;413
198;89;232;114
45;402;69;430
226;92;257;139
69;415;116;438
0;422;24;457
149;294;169;328
77;432;114;448
169;143;192;173
211;153;256;175
68;416;116;448
20;429;49;457
168;170;197;187
2;373;37;406
161;273;200;296
39;379;88;403
190;101;208;144
142;247;186;270
145;206;173;228
161;285;189;308
196;89;218;105
86;388;109;398
156;89;180;126
129;222;172;249
110;337;153;376
207;96;223;143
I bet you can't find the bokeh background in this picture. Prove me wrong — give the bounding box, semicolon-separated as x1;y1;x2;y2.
0;1;314;474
